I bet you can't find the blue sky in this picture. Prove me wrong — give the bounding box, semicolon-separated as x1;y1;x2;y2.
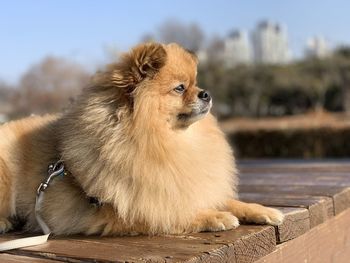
1;1;350;84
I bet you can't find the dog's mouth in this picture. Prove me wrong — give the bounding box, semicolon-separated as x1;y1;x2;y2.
177;103;211;122
198;107;210;115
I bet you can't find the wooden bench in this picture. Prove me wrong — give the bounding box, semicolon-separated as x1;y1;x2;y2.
1;160;350;262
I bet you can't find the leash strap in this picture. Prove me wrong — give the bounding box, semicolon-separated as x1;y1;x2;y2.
0;234;50;251
0;161;65;251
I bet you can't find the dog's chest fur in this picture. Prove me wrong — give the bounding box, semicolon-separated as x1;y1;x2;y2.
60;114;236;233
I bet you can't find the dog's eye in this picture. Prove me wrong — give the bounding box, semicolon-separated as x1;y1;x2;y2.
174;84;185;94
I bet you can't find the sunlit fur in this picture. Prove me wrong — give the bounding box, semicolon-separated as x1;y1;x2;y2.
57;43;236;234
0;43;283;236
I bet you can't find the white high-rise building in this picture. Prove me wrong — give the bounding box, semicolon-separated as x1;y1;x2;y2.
252;20;291;64
224;30;252;67
305;36;330;58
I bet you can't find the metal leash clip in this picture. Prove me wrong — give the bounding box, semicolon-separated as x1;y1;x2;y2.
35;160;66;235
37;160;66;195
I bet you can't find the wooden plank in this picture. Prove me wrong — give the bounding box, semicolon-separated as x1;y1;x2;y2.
239;193;334;227
240;172;350;184
1;226;276;263
331;188;350;214
2;235;225;263
0;254;60;262
185;244;236;263
4;235;228;263
255;208;350;263
238;159;350;169
238;173;350;191
239;185;350;215
240;166;350;173
273;207;310;243
1;159;349;262
239;164;350;175
189;226;276;263
239;184;345;196
226;227;275;263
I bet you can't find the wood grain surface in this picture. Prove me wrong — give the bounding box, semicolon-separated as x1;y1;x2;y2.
1;160;350;262
255;208;350;263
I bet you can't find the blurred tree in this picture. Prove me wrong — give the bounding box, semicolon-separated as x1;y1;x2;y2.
198;45;350;118
300;58;333;111
334;47;350;112
4;41;350;121
157;19;204;52
206;36;225;63
12;56;90;118
335;46;350;58
0;80;15;101
0;81;19;121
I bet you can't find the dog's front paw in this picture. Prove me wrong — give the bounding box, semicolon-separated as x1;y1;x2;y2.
244;204;284;226
0;218;12;234
191;210;239;232
261;207;284;226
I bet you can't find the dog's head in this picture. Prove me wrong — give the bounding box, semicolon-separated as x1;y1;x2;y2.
95;42;211;129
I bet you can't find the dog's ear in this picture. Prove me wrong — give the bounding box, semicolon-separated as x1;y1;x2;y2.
131;42;167;79
109;43;167;89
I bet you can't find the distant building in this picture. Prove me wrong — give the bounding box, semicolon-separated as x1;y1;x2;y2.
252;20;291;64
305;36;330;58
224;30;252;67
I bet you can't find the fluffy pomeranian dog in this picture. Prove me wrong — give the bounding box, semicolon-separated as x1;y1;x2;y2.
0;43;283;236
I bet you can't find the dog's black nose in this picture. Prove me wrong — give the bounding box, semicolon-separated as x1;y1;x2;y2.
198;90;211;102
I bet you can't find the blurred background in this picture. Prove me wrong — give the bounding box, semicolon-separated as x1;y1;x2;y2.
1;1;350;158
